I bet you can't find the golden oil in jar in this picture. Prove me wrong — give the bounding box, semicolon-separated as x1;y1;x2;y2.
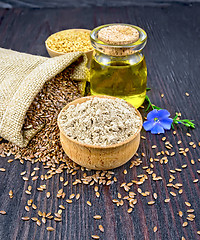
90;24;148;108
90;53;147;108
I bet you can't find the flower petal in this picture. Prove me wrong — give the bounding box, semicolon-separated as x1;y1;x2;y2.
143;120;155;131
159;118;173;130
147;109;159;121
157;109;170;120
150;123;164;134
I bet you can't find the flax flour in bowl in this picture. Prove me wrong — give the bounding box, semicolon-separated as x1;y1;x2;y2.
58;96;143;170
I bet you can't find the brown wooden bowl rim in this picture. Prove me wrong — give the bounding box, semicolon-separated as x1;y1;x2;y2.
57;96;143;149
45;29;93;55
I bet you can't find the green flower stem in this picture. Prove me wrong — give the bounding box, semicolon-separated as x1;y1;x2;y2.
145;95;161;111
172;113;195;129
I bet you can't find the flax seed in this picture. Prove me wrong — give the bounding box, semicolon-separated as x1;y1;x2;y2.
91;235;100;239
99;225;104;232
0;211;6;215
170;192;176;197
148;201;155;205
185;202;191;207
93;215;102;220
182;222;188;227
22;217;30;221
47;227;55;231
178;211;183;217
153;226;158;232
32;204;37;210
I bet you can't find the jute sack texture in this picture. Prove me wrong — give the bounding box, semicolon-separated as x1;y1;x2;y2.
0;48;89;147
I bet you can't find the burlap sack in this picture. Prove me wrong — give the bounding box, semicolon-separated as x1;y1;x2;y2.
0;47;89;147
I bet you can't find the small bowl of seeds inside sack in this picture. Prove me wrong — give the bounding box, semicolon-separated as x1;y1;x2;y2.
45;29;93;64
57;96;143;170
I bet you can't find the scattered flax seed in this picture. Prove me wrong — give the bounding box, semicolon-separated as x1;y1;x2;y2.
123;169;127;175
37;220;41;226
185;202;191;207
54;217;62;222
99;225;104;232
193;179;199;183
141;136;146;140
182;164;187;168
177;141;182;145
58;209;62;215
32;204;37;210
161;94;164;98
0;168;6;172
32;176;38;181
186;133;191;137
153;226;158;232
31;217;38;222
22;217;30;221
181;237;186;240
127;208;133;213
91;235;100;239
69;194;75;199
182;222;188;227
55;213;61;218
170;192;176;197
64;181;68;186
25;206;30;212
93;215;102;220
191;159;195;165
0;211;6;215
185;92;189;96
187;209;194;213
153;193;158;200
47;227;55;231
46;192;51;198
96;192;100;198
148;201;155;205
66;199;72;204
197;231;200;235
178;211;183;217
164;198;170;203
22;177;29;181
179;189;183;194
9;190;13;198
25;190;31;195
152;145;157;149
76;194;80;200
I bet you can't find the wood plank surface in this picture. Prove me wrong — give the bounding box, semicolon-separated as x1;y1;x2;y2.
0;5;200;240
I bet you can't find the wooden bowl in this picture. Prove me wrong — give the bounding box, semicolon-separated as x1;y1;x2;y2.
45;29;93;66
57;96;143;170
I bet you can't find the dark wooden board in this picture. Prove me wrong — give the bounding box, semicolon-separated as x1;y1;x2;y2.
0;5;200;240
1;0;200;9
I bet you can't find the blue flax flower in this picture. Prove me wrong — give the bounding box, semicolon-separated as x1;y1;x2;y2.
143;109;173;134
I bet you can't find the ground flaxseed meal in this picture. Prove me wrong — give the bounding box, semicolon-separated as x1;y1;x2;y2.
46;29;93;53
59;97;141;146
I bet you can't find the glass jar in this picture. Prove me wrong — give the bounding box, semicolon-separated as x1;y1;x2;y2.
89;23;147;108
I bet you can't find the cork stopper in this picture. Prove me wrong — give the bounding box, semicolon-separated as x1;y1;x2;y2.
98;25;139;45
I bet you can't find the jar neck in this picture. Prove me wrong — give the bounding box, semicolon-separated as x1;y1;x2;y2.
93;50;144;66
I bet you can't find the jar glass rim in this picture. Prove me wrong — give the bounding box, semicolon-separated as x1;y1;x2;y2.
90;23;147;49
